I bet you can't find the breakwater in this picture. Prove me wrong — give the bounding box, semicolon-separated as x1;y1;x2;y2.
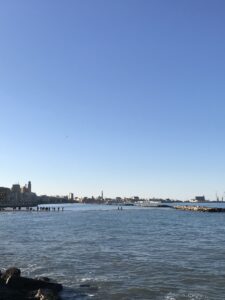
174;205;225;212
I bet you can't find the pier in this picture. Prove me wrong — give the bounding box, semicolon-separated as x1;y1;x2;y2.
0;200;38;209
0;200;64;212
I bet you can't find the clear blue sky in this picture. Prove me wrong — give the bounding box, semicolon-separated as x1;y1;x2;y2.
0;0;225;200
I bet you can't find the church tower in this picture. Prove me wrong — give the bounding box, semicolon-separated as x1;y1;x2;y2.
28;181;32;193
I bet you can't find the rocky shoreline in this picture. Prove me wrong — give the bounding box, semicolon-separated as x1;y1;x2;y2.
174;205;225;212
0;267;63;300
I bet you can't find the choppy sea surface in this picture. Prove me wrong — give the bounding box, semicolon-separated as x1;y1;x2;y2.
1;203;225;300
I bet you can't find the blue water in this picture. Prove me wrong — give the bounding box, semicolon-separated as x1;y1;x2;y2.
1;203;225;299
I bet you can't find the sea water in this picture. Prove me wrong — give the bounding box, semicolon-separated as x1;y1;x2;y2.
0;203;225;300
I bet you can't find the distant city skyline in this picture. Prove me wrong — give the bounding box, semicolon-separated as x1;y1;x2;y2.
1;1;225;201
0;180;222;202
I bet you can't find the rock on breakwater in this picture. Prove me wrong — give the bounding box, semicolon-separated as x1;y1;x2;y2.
174;205;225;212
0;267;63;300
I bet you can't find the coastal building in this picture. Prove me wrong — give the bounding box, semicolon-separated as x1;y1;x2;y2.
21;185;29;193
68;193;74;201
11;184;21;193
20;181;32;194
195;196;205;202
0;181;76;207
0;187;11;202
11;184;22;202
10;181;36;204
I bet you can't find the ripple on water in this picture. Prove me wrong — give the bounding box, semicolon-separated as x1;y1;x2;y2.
1;204;225;299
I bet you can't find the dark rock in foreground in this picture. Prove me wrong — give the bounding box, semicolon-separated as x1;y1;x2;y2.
1;267;21;283
0;267;62;300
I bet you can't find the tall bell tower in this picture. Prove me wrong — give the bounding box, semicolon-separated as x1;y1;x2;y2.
28;181;32;193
